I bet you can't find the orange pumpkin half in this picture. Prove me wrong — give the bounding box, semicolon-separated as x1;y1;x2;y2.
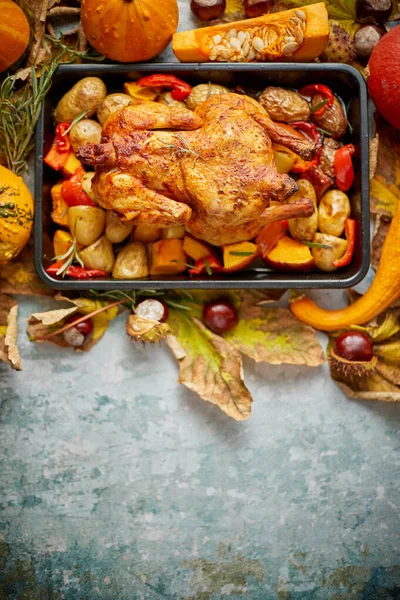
81;0;179;63
0;0;30;73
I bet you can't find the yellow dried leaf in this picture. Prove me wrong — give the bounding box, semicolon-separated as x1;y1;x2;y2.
0;294;21;370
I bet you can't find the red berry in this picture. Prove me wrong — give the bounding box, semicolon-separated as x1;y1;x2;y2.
64;313;94;338
136;299;168;322
334;331;373;362
203;300;238;335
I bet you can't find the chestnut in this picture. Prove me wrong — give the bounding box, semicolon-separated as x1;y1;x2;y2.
356;0;393;24
334;331;374;362
190;0;226;21
354;24;386;58
244;0;274;18
203;300;238;335
63;314;94;347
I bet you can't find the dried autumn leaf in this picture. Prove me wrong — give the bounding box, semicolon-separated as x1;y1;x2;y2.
166;311;252;421
336;381;400;402
0;245;53;296
27;295;119;351
369;135;379;181
390;0;400;20
0;293;21;370
126;314;171;343
371;216;391;271
370;116;400;217
21;0;49;66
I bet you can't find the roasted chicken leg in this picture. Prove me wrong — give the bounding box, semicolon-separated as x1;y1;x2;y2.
78;93;317;246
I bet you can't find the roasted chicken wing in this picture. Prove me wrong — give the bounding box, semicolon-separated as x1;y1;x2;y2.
78;93;317;246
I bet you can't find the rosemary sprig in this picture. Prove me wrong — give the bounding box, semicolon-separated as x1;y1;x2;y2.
316;127;332;137
53;234;84;277
44;34;106;63
310;99;329;113
63;110;89;136
301;241;333;250
88;289;194;314
0;63;57;175
204;258;212;275
160;133;205;164
229;251;255;256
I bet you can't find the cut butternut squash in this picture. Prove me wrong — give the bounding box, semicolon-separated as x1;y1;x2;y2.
51;182;69;227
61;152;81;178
172;3;329;63
150;239;187;275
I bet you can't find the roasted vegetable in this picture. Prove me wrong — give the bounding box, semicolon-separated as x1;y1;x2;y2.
161;226;186;239
55;78;107;123
223;241;259;272
172;4;329;63
186;83;229;110
61;152;82;178
272;144;297;174
150;239;187;274
311;233;348;272
79;235;115;273
81;172;97;202
97;93;133;126
133;224;162;244
68;205;106;246
264;235;314;271
319;137;341;179
312;95;347;140
258;87;311;123
158;91;186;109
288;179;318;242
112;242;149;279
105;210;134;244
318;189;351;237
69;119;102;153
51;182;69;227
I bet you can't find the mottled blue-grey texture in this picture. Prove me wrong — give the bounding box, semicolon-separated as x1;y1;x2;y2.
1;297;400;599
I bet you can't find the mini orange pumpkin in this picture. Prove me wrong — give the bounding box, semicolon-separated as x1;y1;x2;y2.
0;0;30;73
81;0;179;63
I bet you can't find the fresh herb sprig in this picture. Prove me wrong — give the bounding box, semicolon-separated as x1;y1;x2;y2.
53;234;84;277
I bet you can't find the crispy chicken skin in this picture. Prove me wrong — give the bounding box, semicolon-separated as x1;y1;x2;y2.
78;93;317;246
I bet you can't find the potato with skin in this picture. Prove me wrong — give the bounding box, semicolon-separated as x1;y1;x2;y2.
319;189;351;237
55;77;107;123
105;210;134;244
97;93;133;125
68;205;106;246
79;235;115;273
133;224;161;244
258;87;311;123
112;242;149;279
273;144;297;174
312;95;347;140
81;172;97;202
312;233;348;272
288;179;318;242
69;119;102;153
186;83;229;111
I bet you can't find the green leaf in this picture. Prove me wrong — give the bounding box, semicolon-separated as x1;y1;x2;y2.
166;310;253;421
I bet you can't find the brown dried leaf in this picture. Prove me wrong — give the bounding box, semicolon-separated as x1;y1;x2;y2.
390;0;400;20
166;311;252;421
0;245;53;296
369;135;379;181
24;0;49;66
336;381;400;402
376;360;400;386
370;115;400;217
0;294;22;370
371;216;391;271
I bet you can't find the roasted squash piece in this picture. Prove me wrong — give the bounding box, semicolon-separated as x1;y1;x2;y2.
172;3;329;63
150;239;187;275
51;182;69;227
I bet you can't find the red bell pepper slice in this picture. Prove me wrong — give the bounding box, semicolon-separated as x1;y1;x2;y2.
290;121;322;146
333;219;356;268
298;84;334;116
189;255;223;276
334;144;355;192
136;74;192;101
61;166;96;207
46;263;107;279
44;123;71;170
256;220;288;259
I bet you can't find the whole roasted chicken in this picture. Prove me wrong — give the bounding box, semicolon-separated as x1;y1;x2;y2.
78;93;317;246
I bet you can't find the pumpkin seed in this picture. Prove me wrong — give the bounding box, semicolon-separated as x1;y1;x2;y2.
281;41;300;55
252;36;264;52
295;9;307;21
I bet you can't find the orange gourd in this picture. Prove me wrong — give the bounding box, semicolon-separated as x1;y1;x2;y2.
0;0;30;73
290;198;400;332
0;165;33;262
81;0;179;63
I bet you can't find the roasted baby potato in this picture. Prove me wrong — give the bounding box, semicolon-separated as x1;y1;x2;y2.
288;179;318;242
318;189;351;237
312;233;348;272
112;242;149;279
55;77;107;123
186;83;229;111
258;87;311;123
97;93;133;125
312;95;347;140
81;171;97;202
105;210;134;244
133;224;161;244
68;205;106;246
79;235;115;273
272;143;297;174
158;91;186;109
69;119;102;153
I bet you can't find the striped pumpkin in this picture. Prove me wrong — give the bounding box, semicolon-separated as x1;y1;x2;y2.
0;0;30;73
